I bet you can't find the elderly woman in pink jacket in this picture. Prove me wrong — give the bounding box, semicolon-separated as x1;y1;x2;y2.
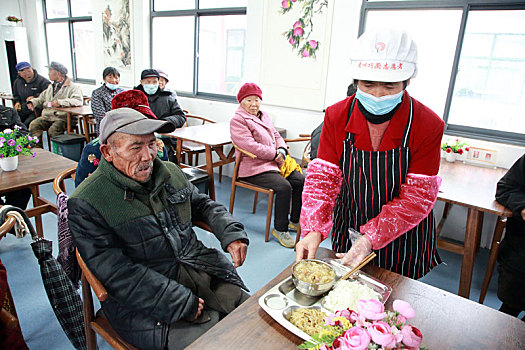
230;83;305;248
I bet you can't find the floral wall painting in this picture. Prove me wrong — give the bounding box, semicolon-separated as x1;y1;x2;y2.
102;0;132;84
281;0;328;58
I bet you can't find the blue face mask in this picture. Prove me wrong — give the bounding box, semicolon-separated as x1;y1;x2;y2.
143;84;159;95
355;88;404;115
105;82;119;91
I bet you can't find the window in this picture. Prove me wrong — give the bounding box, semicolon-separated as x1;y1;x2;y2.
151;1;247;100
361;1;525;145
43;0;95;83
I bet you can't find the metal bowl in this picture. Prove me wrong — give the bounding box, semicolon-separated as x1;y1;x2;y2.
291;259;336;297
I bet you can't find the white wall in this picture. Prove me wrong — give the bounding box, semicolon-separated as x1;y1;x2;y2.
12;0;525;248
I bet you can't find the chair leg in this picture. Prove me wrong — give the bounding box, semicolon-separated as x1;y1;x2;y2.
219;166;223;183
479;216;506;304
81;274;98;350
253;192;259;214
229;185;237;214
295;219;301;245
188;153;193;166
265;190;274;242
436;202;452;236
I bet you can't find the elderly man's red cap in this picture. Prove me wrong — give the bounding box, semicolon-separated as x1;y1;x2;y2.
237;83;262;103
111;90;157;119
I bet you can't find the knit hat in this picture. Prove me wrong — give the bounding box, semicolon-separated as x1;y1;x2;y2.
349;29;418;82
141;68;160;80
111;90;157;119
46;61;68;75
157;69;169;82
237;83;263;103
100;108;175;144
15;61;31;71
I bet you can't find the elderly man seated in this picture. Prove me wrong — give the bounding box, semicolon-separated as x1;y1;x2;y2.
12;61;51;127
27;61;83;148
67;108;249;350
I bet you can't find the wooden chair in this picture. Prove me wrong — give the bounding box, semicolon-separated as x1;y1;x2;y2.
182;114;223;182
53;166;77;195
229;138;310;244
479;216;507;304
0;212;21;332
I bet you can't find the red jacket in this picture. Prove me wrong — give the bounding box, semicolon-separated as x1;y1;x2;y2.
318;92;444;175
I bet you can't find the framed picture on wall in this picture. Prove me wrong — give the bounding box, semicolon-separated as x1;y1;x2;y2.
102;0;133;86
467;146;498;166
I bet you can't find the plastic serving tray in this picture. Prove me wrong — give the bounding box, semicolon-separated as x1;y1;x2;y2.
258;259;392;341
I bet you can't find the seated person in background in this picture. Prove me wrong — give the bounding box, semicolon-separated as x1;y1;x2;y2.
157;69;169;91
0;106;32;209
135;69;186;128
135;68;186;161
27;61;83;148
68;108;250;349
230;83;305;249
12;61;51;127
75;89;168;186
495;153;525;320
91;66;124;135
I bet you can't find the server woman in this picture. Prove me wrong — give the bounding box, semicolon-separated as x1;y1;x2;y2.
296;29;444;279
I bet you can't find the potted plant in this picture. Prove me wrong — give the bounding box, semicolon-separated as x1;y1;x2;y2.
441;138;469;163
0;126;37;171
6;16;23;26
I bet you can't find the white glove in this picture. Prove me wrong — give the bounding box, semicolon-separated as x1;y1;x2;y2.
336;228;372;268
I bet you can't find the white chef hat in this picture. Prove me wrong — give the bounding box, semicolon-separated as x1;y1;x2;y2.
349;29;418;83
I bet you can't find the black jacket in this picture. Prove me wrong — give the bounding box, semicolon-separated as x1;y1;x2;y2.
496;154;525;234
12;69;51;114
0;106;29;135
135;85;186;128
68;158;248;349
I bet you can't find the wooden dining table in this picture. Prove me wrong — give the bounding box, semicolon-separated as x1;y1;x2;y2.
53;105;95;143
165;122;235;200
0;149;77;237
436;159;512;298
187;248;525;349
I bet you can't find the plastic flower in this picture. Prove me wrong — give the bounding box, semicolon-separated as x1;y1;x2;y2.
282;0;291;9
368;321;397;348
0;127;38;158
401;325;423;348
16;145;22;152
457;148;464;155
357;299;386;321
445;148;452;153
3;128;12;134
7;139;15;146
393;300;415;319
333;326;370;350
0;137;5;143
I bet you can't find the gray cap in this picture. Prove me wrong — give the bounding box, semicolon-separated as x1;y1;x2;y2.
46;61;68;75
99;107;175;144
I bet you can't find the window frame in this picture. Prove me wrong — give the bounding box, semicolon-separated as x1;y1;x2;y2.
42;0;95;84
150;0;247;102
360;0;525;145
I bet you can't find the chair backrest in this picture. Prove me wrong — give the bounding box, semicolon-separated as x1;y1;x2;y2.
284;136;312;169
53;166;77;195
184;114;216;127
0;212;21;331
231;142;257;182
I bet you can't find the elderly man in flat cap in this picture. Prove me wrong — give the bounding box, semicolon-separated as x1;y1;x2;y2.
27;61;83;148
12;61;51;127
68;108;249;350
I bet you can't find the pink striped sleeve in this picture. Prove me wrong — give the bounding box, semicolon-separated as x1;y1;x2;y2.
300;158;343;240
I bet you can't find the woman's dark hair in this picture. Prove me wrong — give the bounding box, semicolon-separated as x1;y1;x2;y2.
102;67;120;79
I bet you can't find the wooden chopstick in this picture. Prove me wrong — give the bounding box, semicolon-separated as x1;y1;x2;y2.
340;252;377;281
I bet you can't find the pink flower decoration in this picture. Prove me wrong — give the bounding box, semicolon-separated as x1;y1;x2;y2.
281;0;290;9
291;0;297;2
302;49;310;57
7;139;15;146
294;21;302;29
93;158;99;166
31;152;36;158
457;148;464;155
401;325;423;348
289;36;296;45
465;146;470;152
333;327;371;350
445;147;452;153
357;299;386;321
293;27;304;37
368;321;397;348
325;308;357;326
393;300;415;319
309;40;318;49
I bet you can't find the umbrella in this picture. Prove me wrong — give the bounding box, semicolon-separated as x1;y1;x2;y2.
0;205;87;350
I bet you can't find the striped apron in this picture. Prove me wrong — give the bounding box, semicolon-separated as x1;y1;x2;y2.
331;98;441;279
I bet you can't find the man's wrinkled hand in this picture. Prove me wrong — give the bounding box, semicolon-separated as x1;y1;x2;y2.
50;100;60;108
227;240;247;268
275;153;285;168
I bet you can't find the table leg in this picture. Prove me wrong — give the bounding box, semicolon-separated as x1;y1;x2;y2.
458;208;483;298
1;98;5;106
30;186;44;238
67;112;72;134
176;138;183;165
82;115;90;143
205;145;216;201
